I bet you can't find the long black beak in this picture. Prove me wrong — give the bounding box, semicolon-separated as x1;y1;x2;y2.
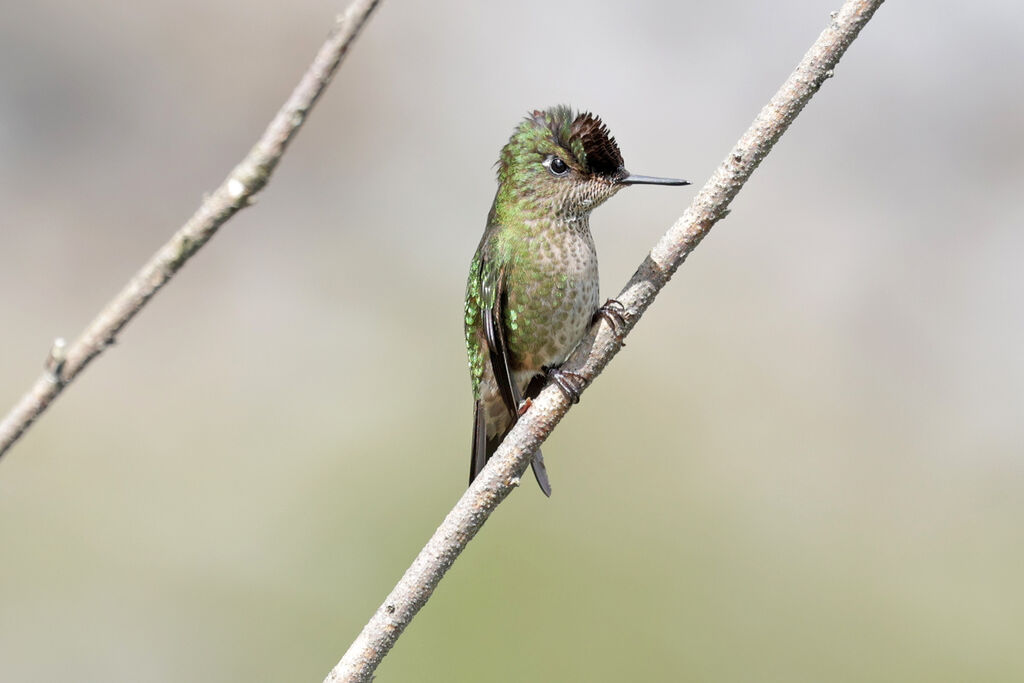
618;172;691;186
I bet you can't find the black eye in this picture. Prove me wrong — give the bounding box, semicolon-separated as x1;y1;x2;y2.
548;156;569;176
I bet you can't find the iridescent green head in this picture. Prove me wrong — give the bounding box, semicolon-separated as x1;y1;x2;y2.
494;105;688;222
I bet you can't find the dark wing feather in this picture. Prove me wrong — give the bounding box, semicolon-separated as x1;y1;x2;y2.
482;263;518;421
470;400;487;485
470;259;517;486
469;254;552;496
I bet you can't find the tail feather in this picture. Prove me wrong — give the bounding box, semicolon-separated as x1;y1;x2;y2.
530;449;552;497
469;400;552;496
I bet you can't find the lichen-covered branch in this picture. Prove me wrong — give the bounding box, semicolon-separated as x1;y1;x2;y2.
324;1;886;681
0;0;383;460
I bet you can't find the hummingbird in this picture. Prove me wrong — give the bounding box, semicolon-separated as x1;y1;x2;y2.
464;106;689;496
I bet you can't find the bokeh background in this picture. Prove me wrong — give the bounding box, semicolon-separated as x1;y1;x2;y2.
2;1;1022;680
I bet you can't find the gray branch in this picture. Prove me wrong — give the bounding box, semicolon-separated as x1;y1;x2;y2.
324;1;886;681
0;0;383;460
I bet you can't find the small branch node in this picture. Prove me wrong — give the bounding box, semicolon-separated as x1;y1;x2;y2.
227;178;247;199
45;338;67;384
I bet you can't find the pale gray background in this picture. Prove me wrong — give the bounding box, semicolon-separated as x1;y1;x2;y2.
2;1;1022;680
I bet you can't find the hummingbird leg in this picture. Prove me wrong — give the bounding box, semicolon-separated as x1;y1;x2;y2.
594;298;628;343
544;365;586;405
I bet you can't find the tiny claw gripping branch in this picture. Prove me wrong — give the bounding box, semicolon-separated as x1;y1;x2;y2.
595;298;628;342
545;366;587;404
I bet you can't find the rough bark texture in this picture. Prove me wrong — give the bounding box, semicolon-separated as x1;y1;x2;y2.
325;1;886;681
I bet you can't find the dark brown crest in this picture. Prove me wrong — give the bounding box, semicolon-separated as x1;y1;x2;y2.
571;112;624;176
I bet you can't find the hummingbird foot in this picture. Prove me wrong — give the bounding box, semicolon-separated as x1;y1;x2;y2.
545;365;586;405
594;298;628;343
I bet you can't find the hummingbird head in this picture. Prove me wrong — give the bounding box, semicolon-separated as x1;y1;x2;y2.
495;105;688;222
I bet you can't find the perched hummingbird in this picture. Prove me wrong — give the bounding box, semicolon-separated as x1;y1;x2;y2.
464;106;689;496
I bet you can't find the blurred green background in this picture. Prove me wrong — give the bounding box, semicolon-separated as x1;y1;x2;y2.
2;1;1022;680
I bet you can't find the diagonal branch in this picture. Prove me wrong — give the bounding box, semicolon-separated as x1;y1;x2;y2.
324;1;886;681
0;0;383;461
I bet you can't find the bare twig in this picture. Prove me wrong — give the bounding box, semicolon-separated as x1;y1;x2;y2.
325;1;886;680
0;0;383;460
